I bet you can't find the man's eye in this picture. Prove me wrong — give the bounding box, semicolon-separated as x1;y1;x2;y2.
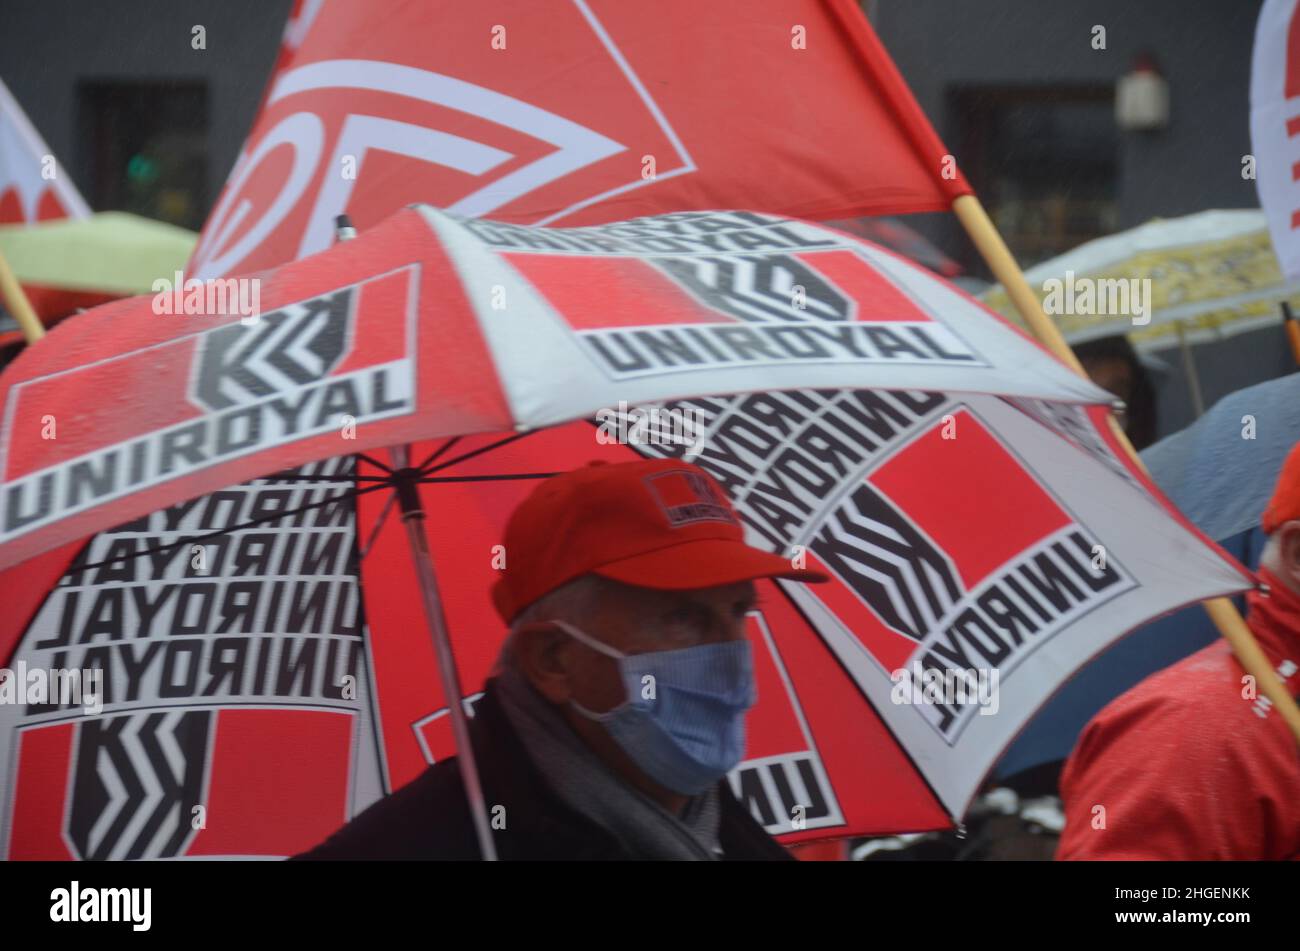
664;606;709;636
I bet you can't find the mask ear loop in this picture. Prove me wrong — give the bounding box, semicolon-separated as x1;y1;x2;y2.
548;619;626;660
547;619;633;721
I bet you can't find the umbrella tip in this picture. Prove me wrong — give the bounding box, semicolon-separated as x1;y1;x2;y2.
334;215;357;243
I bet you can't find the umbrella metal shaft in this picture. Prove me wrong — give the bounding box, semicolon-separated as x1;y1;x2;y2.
1175;322;1206;418
389;446;499;861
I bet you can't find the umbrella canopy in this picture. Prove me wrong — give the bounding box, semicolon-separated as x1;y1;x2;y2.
0;205;1109;569
1140;371;1300;540
822;217;963;278
981;210;1300;352
0;212;197;296
995;372;1300;779
0;207;1252;858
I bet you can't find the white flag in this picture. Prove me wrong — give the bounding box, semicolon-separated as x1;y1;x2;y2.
1251;0;1300;279
0;78;89;225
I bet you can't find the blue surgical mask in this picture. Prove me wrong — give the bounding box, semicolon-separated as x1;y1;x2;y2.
550;619;757;795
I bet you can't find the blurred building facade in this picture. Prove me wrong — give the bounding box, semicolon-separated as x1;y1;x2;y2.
0;0;291;231
873;0;1262;268
871;0;1286;434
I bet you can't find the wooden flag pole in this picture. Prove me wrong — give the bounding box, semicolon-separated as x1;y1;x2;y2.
952;193;1300;746
0;246;44;344
1282;301;1300;367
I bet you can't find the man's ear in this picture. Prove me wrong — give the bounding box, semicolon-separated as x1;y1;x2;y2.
1277;521;1300;586
512;622;577;704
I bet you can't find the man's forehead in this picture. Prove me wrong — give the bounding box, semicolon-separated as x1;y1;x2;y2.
606;578;758;607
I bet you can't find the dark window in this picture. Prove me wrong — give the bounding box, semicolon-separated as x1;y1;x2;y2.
79;81;208;230
950;86;1118;274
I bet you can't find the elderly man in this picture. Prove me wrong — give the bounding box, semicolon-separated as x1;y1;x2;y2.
294;458;826;860
1057;441;1300;860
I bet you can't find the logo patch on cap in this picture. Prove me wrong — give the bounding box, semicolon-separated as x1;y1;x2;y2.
644;469;737;527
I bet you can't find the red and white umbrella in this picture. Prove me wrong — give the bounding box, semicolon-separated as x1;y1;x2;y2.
0;207;1251;858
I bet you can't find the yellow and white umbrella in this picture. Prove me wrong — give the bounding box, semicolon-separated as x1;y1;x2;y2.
0;211;197;295
982;209;1300;349
0;211;198;349
982;209;1300;414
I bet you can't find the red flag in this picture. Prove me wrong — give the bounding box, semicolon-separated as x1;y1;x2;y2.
191;0;969;278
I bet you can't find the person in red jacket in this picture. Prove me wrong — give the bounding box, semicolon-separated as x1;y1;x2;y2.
1057;441;1300;860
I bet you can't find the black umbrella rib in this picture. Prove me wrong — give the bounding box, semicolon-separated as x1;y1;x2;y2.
71;481;392;573
413;437;462;473
420;429;542;476
416;472;558;484
357;489;398;559
69;426;556;572
356;453;395;474
232;474;393;483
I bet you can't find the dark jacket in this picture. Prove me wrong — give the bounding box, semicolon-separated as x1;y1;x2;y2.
292;678;793;861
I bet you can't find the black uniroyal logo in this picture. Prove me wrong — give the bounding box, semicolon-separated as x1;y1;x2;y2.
0;268;416;547
812;482;962;641
67;711;211;860
194;289;352;411
654;254;852;324
812;482;1133;744
645;470;737;527
481;214;988;380
569;253;983;379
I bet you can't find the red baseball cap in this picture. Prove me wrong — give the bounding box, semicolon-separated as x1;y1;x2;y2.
1262;441;1300;534
491;458;828;623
